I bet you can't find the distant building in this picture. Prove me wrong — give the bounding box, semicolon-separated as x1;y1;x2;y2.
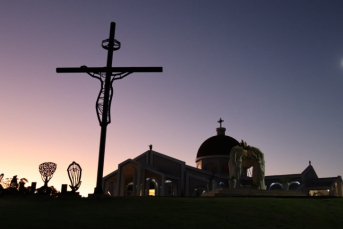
103;122;343;197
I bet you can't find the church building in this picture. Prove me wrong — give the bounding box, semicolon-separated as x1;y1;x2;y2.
103;120;343;197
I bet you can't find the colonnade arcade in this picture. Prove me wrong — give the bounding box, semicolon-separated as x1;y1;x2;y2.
105;160;179;196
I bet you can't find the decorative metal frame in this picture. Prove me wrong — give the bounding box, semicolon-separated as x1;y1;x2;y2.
67;161;82;192
39;162;57;187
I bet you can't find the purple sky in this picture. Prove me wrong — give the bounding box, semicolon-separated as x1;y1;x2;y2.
1;0;343;196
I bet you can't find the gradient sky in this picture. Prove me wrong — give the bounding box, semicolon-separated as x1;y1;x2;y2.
1;0;343;197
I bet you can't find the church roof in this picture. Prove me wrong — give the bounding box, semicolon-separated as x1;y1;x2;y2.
196;134;240;158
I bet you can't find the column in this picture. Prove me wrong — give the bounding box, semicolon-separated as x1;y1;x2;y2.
141;169;146;196
137;164;141;196
161;174;166;196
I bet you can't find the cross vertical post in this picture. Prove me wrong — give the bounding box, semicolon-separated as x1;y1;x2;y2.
218;118;224;128
56;22;162;195
94;22;115;194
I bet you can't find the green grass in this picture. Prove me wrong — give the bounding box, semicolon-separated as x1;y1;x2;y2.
1;197;343;229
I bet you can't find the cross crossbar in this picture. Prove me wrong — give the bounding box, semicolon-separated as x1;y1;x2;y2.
56;67;162;73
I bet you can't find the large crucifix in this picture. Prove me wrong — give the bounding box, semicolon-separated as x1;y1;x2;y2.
56;22;162;194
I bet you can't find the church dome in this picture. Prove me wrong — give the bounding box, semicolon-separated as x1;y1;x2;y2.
196;119;240;158
197;135;239;158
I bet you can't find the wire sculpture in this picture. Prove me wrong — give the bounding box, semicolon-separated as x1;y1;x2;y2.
39;162;57;187
81;66;132;125
67;161;82;192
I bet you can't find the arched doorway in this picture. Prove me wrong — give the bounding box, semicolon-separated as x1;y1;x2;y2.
146;178;159;196
119;163;138;196
125;182;134;196
108;181;115;196
165;180;175;196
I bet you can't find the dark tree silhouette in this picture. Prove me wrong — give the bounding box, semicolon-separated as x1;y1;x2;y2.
0;176;30;195
10;175;18;189
0;173;4;190
36;185;59;196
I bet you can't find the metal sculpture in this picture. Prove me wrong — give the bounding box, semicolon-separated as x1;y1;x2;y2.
56;22;163;194
39;162;57;187
67;161;82;192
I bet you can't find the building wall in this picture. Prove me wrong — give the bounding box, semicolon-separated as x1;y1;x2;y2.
186;167;210;179
304;168;318;180
152;154;182;177
104;173;118;196
135;155;146;164
103;151;342;197
188;176;208;196
200;157;230;177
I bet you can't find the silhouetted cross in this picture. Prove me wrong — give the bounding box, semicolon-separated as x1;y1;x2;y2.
56;22;162;195
218;118;224;128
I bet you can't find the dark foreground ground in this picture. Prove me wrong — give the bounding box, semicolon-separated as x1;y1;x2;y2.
0;197;342;229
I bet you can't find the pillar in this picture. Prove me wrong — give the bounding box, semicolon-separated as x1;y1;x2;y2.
61;184;68;194
137;165;141;196
161;174;165;196
141;169;146;196
31;182;36;194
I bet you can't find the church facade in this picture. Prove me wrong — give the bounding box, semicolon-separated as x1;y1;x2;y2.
103;122;343;197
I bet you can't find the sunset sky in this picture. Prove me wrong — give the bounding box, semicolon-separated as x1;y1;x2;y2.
1;1;343;197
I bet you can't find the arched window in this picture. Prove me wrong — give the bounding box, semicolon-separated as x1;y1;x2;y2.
269;182;283;190
289;181;301;190
165;180;174;196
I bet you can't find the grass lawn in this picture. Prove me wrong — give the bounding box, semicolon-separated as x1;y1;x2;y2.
0;197;342;229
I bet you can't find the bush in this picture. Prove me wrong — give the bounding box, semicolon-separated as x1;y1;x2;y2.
36;186;60;196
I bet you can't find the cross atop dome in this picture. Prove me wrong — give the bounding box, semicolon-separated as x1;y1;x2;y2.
218;118;224;128
216;118;226;136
